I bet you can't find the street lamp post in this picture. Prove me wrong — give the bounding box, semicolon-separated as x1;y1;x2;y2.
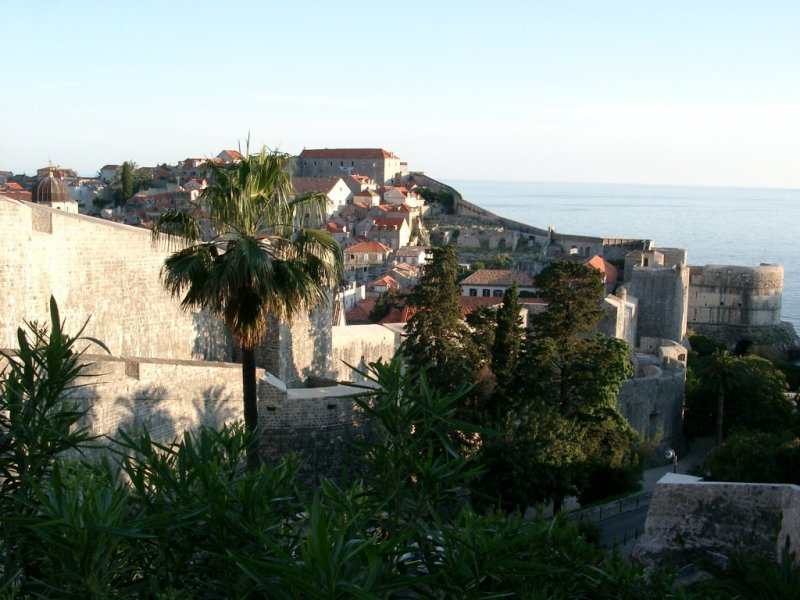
665;448;678;473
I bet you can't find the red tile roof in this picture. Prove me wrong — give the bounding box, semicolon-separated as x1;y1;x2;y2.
326;222;345;233
221;149;243;160
586;255;619;283
459;296;504;314
460;269;535;287
347;240;393;254
379;307;408;324
345;297;377;324
372;217;406;230
298;148;398;160
1;191;32;201
368;275;400;289
292;176;343;195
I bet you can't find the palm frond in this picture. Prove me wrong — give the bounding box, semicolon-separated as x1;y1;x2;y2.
158;141;342;350
151;211;203;250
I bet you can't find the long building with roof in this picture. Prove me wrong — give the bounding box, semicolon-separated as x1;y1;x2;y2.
295;148;402;185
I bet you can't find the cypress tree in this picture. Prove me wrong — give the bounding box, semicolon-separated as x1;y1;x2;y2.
402;245;471;392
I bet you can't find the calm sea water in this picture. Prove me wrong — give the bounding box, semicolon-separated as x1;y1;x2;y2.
448;180;800;330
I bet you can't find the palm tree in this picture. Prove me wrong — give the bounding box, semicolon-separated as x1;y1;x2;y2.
705;349;743;447
152;143;342;468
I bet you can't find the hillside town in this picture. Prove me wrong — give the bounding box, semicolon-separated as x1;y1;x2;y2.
0;148;644;330
2;147;800;593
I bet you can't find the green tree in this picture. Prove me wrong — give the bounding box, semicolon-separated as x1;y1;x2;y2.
120;161;134;201
152;143;342;468
526;261;615;414
686;352;792;439
402;245;473;393
479;261;637;511
368;288;403;323
491;282;524;384
706;349;742;446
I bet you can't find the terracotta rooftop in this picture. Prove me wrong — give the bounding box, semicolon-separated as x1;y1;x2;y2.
347;240;393;254
372;217;405;230
292;176;343;195
368;275;400;289
395;246;427;257
345;298;377;324
298;148;398;160
586;255;619;283
460;269;535;287
220;149;243;160
325;222;345;233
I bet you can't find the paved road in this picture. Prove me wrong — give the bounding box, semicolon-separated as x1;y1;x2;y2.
576;437;715;550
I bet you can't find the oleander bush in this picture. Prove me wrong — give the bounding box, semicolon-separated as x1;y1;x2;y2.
1;301;701;598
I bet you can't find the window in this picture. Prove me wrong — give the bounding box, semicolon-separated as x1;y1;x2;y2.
493;289;503;297
482;289;490;297
469;288;477;297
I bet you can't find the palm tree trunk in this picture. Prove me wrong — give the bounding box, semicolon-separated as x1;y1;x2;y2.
241;345;261;470
715;389;725;447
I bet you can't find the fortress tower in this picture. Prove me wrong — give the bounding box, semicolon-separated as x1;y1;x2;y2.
623;249;690;346
688;264;796;351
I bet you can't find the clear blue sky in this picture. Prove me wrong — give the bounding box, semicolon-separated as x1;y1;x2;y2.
2;0;799;187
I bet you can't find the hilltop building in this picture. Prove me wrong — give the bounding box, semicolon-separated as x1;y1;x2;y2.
296;148;402;185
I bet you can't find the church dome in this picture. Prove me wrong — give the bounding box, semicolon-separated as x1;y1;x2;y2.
31;172;69;204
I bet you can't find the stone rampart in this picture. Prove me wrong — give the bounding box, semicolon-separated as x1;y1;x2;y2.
633;474;800;569
7;353;247;450
688;264;798;352
0;196;231;362
689;264;783;328
626;264;689;345
617;363;685;454
258;374;375;480
330;324;401;381
0;196;339;386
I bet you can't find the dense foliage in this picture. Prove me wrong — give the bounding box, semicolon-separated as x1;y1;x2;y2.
0;304;695;598
685;334;800;484
472;262;640;511
685;340;793;440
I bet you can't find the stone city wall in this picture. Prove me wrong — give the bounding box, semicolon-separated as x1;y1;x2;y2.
330;324;401;382
22;353;246;450
0;196;231;362
688;264;783;328
617;363;685;454
0;196;338;386
633;474;800;569
257;374;375;480
4;349;373;480
626;264;689;345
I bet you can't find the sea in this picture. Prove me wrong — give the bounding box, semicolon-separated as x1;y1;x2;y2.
448;180;800;331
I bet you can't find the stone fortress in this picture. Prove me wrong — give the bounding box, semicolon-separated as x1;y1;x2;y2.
1;171;796;477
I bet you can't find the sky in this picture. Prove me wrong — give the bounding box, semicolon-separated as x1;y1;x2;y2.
2;0;799;188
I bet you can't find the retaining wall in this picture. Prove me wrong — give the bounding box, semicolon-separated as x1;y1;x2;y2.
633;474;800;569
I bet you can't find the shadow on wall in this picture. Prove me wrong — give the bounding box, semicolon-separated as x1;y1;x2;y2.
192;311;234;362
301;303;334;384
76;383;240;457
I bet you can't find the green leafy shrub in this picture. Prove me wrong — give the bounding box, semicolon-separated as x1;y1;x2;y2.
1;302;702;598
